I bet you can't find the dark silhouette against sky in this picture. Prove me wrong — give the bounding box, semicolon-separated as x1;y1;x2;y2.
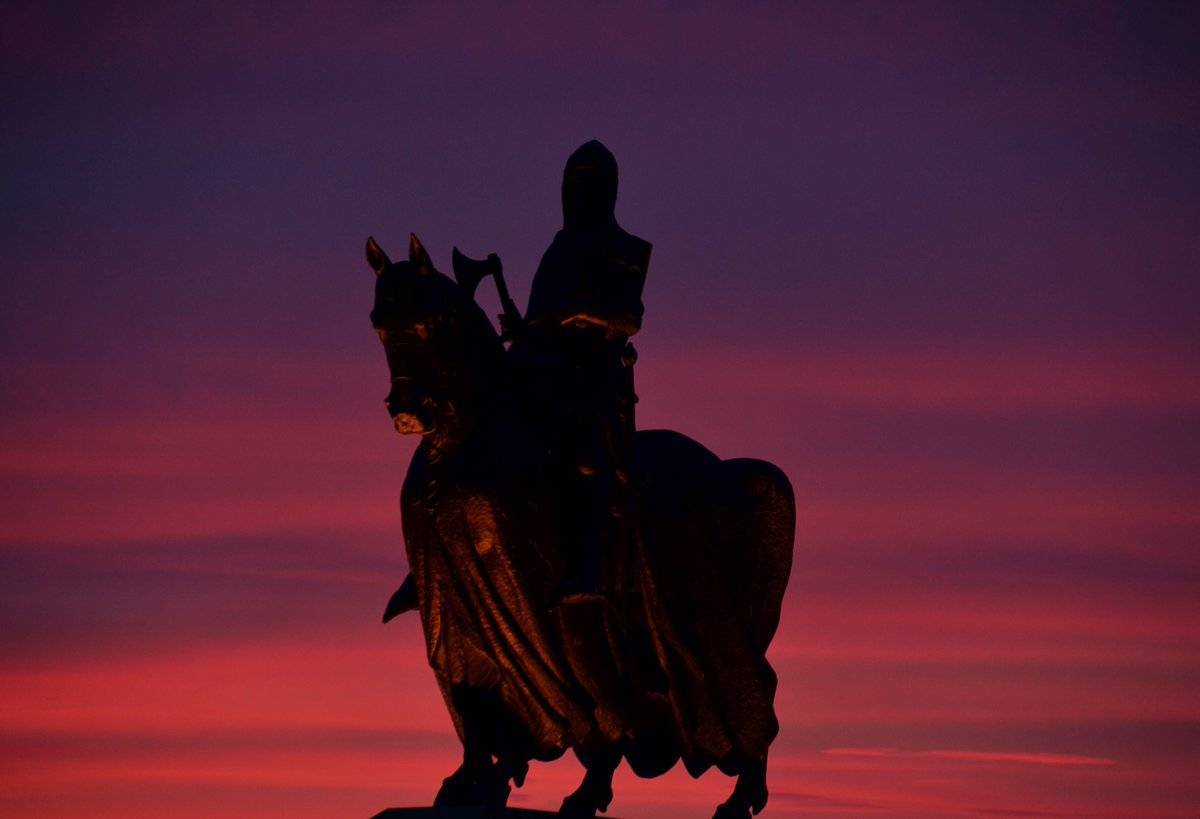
2;2;1198;817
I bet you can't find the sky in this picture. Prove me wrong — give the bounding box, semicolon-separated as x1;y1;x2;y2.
2;1;1198;817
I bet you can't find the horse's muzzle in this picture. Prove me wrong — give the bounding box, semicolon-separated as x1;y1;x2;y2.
386;381;436;435
392;410;434;435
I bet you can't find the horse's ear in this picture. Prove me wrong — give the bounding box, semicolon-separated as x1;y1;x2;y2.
366;236;390;276
409;233;433;275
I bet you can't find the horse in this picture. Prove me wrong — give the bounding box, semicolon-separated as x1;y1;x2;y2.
366;233;795;819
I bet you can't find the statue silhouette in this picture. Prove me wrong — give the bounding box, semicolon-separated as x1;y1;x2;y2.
366;143;795;819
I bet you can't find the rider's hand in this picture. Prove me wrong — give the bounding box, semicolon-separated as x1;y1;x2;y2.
561;312;607;331
562;311;639;342
499;312;524;339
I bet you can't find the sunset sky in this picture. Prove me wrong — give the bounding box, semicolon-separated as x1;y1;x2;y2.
2;2;1198;817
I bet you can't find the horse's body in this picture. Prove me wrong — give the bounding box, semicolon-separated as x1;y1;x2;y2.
368;235;795;818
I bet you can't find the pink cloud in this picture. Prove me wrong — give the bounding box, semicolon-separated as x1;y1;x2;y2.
918;749;1116;767
824;747;1114;767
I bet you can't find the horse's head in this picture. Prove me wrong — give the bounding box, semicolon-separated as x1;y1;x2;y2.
367;233;502;440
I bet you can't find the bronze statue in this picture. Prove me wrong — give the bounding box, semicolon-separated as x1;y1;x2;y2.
366;142;795;819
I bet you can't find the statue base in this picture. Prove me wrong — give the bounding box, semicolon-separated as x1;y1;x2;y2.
373;809;606;819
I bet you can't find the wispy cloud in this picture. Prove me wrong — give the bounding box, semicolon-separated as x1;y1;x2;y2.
823;747;1116;767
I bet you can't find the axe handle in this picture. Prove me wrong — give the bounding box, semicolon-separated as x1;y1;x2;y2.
486;254;524;338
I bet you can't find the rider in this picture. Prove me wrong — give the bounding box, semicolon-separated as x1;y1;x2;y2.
508;140;651;744
509;139;651;599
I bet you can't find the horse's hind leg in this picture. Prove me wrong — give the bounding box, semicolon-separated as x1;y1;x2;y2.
713;758;768;819
559;745;620;817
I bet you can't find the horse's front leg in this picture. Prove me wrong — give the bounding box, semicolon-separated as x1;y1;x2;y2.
434;742;511;807
559;745;621;817
435;682;536;808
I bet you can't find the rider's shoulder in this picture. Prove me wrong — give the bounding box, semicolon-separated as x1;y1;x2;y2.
607;224;652;271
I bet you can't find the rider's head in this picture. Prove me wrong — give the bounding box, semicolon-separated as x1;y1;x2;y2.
562;140;618;231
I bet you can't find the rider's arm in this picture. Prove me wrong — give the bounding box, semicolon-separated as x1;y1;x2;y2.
560;238;651;342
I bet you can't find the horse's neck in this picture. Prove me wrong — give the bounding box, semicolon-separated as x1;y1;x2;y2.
426;350;514;460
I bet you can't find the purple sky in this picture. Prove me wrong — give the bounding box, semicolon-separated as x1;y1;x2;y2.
3;2;1199;817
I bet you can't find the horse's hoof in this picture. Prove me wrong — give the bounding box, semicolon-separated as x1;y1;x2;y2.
559;786;610;817
559;793;596;817
433;777;470;807
434;766;469;806
434;765;511;808
750;785;768;814
741;773;768;814
712;800;751;819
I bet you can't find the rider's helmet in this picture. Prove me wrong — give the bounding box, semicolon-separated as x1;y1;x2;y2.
562;140;618;231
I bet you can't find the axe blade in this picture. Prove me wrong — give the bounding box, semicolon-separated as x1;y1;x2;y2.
451;247;500;297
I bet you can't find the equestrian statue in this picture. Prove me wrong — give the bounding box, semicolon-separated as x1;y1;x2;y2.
365;141;795;819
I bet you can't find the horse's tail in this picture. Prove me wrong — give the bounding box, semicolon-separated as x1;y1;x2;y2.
723;458;796;655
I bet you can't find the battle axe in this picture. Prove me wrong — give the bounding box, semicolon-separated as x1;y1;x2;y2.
451;247;524;341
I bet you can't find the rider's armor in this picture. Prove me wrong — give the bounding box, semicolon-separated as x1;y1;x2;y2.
510;141;651;601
